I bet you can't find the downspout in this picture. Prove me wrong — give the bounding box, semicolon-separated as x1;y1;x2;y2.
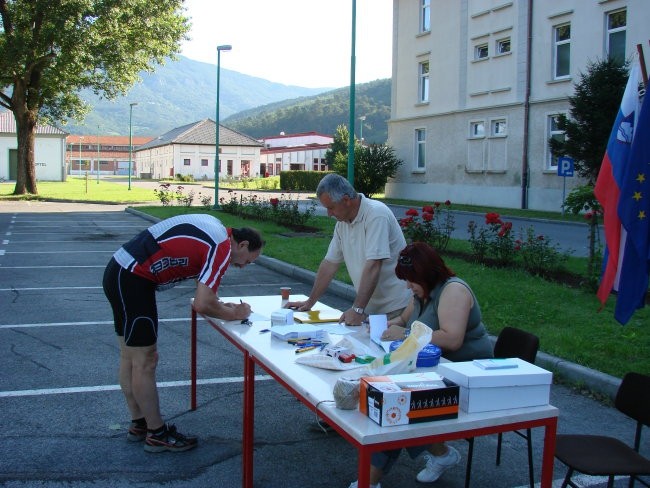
521;0;533;209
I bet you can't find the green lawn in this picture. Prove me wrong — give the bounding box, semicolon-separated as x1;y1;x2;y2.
0;177;156;203
2;179;647;381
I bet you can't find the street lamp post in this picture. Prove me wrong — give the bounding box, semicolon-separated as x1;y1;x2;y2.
213;44;232;209
96;127;100;184
79;136;84;176
128;102;138;190
347;0;357;185
359;115;366;142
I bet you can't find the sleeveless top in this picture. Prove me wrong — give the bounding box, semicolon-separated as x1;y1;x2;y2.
408;277;494;362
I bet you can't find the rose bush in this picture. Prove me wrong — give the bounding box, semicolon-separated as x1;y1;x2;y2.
219;191;316;230
399;201;455;251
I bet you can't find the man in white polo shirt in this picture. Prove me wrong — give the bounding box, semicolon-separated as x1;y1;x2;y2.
286;173;410;325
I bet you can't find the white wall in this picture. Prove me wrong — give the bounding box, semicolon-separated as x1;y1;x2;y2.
0;134;66;181
388;0;649;211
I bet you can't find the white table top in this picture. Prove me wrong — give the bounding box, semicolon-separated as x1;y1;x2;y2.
201;295;558;447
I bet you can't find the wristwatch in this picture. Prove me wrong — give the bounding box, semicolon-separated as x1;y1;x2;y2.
352;306;365;315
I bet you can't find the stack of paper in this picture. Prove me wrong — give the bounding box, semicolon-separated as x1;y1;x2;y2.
270;324;326;341
472;358;519;370
293;310;341;323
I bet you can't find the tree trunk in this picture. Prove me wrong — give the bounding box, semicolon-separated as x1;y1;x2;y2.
12;108;39;195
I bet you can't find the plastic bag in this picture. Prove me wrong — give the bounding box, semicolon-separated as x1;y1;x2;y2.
361;320;433;376
295;333;375;371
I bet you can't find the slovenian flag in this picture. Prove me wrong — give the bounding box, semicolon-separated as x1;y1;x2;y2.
594;62;647;324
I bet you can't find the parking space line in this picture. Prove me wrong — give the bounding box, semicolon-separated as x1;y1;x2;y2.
0;375;273;398
0;317;189;329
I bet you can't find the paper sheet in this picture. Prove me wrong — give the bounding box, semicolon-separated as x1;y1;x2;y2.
369;314;392;352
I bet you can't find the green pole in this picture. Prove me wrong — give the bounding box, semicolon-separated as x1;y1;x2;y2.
128;102;137;190
214;44;232;210
96;127;100;184
347;0;356;185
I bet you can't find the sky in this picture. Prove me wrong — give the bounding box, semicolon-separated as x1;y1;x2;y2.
179;0;393;89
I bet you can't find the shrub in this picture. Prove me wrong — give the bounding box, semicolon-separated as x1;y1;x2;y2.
219;191;317;230
467;213;515;266
154;183;173;206
515;227;570;276
398;201;455;251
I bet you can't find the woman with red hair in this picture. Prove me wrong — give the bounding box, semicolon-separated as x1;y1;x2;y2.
349;241;493;488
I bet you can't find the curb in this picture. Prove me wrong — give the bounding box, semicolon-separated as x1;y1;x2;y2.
125;207;622;402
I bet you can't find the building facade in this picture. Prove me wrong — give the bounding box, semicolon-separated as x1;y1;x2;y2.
134;119;263;181
0;111;67;182
387;0;649;211
65;135;154;176
260;131;333;176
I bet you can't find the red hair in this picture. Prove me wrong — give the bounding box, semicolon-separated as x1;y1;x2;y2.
395;242;455;296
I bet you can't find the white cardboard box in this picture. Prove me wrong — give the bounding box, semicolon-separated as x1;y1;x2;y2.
437;358;552;413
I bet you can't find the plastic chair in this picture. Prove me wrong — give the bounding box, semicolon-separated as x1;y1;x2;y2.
554;372;650;488
464;326;540;488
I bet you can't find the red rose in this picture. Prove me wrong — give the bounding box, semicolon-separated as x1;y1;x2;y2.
422;205;434;214
406;208;419;216
485;212;502;225
422;212;434;221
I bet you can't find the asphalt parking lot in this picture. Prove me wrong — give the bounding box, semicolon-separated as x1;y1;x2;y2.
0;201;646;488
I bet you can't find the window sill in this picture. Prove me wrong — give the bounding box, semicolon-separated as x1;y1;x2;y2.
547;77;572;85
471;57;490;63
415;101;430;107
411;170;426;175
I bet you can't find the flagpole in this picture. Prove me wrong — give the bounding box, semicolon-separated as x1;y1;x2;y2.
637;43;648;86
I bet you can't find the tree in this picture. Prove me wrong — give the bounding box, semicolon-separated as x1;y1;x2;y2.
549;58;629;184
324;124;349;169
0;0;190;195
333;143;403;198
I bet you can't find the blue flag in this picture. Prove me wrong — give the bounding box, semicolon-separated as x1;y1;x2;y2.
615;91;650;324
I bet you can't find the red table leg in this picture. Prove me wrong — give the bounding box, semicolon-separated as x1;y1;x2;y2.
242;350;255;488
357;446;371;488
540;416;558;488
190;306;197;411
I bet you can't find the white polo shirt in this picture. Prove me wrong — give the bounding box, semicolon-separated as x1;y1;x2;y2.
324;195;411;314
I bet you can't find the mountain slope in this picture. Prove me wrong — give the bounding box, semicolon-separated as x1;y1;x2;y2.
62;56;330;136
225;79;391;143
61;56;391;143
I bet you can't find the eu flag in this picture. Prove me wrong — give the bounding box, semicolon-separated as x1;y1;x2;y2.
615;91;650;324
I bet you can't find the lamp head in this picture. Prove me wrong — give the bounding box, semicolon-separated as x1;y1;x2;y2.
217;44;232;52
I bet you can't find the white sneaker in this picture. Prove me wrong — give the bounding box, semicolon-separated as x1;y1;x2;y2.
348;481;381;488
416;446;461;483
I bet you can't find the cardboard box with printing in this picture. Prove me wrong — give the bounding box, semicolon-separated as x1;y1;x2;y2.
359;372;459;427
437;357;552;413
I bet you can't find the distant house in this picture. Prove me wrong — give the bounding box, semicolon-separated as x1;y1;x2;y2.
66;135;154;176
134;119;263;180
260;131;333;176
0;110;67;182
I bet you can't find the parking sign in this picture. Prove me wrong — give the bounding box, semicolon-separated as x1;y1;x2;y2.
557;156;574;177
